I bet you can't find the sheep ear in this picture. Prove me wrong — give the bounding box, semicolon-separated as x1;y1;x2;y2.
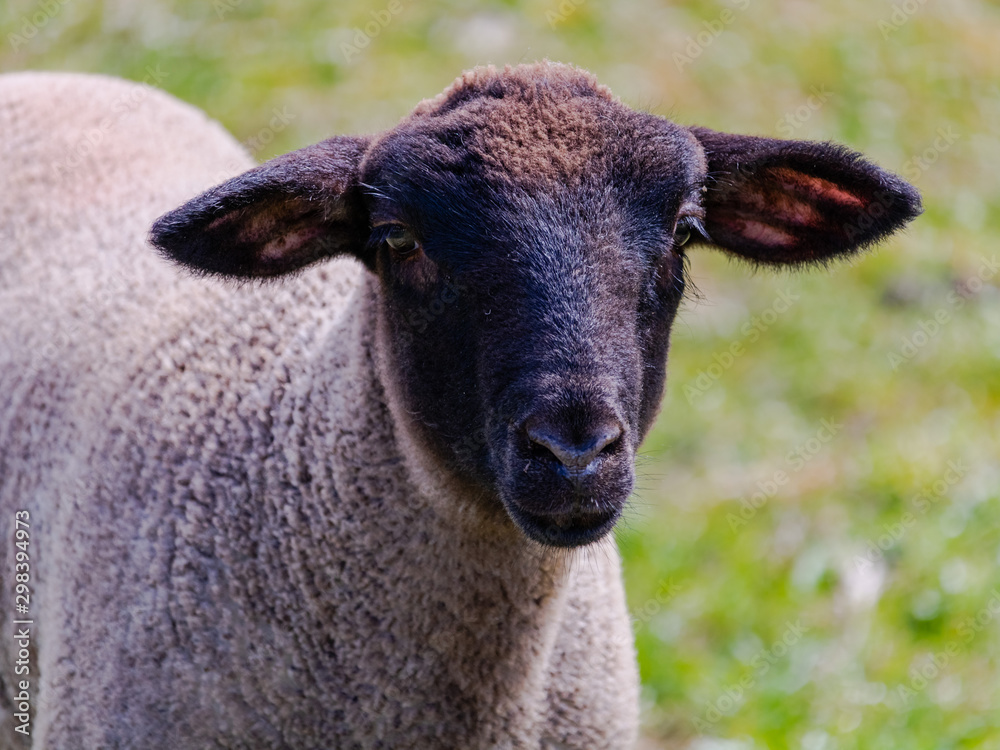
687;127;922;266
150;136;371;278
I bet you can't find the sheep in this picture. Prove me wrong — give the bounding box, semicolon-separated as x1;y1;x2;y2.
0;62;920;749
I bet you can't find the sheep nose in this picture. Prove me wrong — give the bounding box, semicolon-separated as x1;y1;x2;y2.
525;419;623;472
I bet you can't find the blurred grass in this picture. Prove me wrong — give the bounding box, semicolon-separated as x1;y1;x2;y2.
3;0;999;747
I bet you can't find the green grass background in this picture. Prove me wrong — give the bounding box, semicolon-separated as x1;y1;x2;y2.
3;0;998;747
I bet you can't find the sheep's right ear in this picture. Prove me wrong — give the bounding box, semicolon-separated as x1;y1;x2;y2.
150;136;371;279
687;127;922;266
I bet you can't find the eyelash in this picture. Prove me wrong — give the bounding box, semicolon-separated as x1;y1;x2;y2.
674;215;708;248
369;224;422;258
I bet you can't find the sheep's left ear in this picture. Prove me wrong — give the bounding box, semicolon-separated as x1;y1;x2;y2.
150;136;371;279
688;127;922;266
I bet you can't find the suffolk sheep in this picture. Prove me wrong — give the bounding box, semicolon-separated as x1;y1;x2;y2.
0;62;920;749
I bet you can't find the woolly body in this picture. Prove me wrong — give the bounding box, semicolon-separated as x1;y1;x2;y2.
0;59;921;749
0;72;637;748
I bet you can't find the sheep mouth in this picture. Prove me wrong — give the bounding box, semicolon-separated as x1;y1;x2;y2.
496;435;634;547
504;500;622;548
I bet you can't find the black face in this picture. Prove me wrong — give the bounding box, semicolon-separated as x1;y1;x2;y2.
360;106;705;547
150;63;922;549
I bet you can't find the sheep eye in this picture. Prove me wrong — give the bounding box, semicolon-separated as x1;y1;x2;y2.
383;225;421;257
674;215;707;248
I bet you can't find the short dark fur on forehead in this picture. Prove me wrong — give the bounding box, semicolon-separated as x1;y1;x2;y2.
359;62;707;254
414;61;617;116
368;62;701;192
412;63;619;183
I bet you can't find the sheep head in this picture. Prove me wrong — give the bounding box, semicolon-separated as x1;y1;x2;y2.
151;62;921;548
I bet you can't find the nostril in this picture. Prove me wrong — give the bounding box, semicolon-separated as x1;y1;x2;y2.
526;421;623;471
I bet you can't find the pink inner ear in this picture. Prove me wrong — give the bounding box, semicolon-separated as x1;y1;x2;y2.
229;200;326;264
259;228;321;262
716;167;868;248
738;220;797;248
237;202;295;246
769;168;865;208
